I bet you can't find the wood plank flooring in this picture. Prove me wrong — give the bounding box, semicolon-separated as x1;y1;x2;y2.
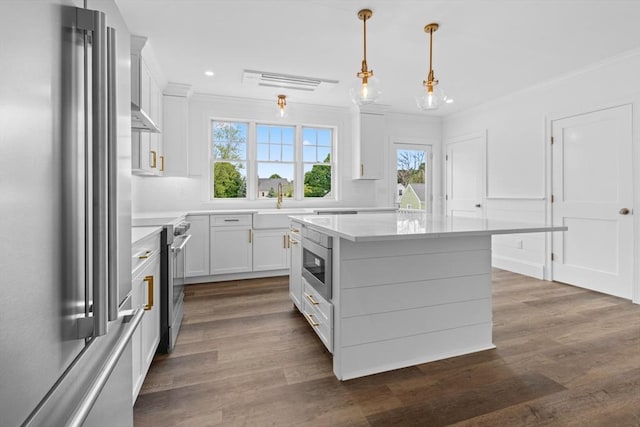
134;270;640;426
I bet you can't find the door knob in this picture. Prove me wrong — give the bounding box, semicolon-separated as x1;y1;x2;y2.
619;208;630;215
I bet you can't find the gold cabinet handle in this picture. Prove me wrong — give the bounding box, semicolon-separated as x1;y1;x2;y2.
283;234;287;249
150;150;157;168
138;250;152;259
143;275;154;310
305;313;319;327
360;163;364;177
288;238;298;246
160;155;165;172
249;229;252;243
290;227;300;233
305;293;319;305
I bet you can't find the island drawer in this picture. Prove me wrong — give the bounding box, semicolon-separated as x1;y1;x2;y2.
302;278;333;353
132;232;160;277
210;214;252;227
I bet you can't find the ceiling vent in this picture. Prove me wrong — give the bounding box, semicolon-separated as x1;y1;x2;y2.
242;69;339;92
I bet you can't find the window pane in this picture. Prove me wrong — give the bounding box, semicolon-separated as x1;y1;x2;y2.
257;163;294;199
212;121;247;160
304;164;331;198
396;148;427;210
302;128;314;144
257;143;270;161
317;129;331;146
212;161;246;198
303;146;316;162
282;145;294;162
257;126;268;143
317;146;331;163
270;144;281;161
282;127;294;144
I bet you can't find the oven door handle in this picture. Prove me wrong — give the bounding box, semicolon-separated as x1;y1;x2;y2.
171;234;192;253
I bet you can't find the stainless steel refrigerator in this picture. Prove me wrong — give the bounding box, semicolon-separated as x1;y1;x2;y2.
0;1;139;426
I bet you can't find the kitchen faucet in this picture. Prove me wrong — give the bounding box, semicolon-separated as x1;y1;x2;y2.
277;182;283;209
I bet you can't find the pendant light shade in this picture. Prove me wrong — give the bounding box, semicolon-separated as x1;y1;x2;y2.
350;9;381;105
276;94;288;119
416;23;452;111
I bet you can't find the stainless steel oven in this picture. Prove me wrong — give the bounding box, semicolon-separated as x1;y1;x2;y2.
302;227;333;300
159;221;191;353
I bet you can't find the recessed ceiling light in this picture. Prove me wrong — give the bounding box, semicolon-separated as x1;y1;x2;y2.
205;70;215;77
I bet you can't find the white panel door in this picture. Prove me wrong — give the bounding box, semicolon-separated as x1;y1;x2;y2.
252;229;289;271
551;104;634;299
446;133;485;218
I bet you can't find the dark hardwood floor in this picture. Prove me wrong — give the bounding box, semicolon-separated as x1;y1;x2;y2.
134;270;640;426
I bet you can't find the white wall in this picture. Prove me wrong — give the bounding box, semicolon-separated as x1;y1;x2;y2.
132;94;441;213
443;49;640;283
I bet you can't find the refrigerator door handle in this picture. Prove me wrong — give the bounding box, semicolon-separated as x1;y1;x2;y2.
107;26;119;321
77;7;109;337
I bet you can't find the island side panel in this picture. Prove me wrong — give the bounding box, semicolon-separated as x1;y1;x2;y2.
332;234;495;380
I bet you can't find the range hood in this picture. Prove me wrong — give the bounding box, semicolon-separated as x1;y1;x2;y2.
131;102;160;133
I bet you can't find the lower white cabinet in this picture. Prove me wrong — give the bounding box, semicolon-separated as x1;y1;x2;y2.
210;224;253;275
253;229;290;272
131;233;160;402
185;215;210;277
301;277;333;353
288;225;302;310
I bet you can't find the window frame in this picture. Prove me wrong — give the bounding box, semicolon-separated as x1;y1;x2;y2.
209;118;337;202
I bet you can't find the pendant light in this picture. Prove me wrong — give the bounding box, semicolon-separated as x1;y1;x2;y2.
350;9;381;105
416;22;452;111
276;94;288;119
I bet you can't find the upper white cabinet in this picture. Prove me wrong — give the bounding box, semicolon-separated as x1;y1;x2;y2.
352;106;386;180
162;83;192;177
185;215;210;278
131;35;164;176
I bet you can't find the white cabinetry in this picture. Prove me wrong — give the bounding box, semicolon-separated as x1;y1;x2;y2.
131;231;161;402
301;277;333;353
288;223;302;310
131;36;163;176
352;107;386;180
252;229;290;272
185;215;210;277
162;83;192;177
210;214;253;275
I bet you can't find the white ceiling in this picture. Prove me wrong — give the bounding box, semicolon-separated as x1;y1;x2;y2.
115;0;640;116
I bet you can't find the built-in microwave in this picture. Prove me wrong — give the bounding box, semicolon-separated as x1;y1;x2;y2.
301;227;332;301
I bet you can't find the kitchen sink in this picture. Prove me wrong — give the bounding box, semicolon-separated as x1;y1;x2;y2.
252;209;315;229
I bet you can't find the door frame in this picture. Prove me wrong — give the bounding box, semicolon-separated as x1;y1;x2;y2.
545;100;639;304
444;130;487;218
388;137;438;213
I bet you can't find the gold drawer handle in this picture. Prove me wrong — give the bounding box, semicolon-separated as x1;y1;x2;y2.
143;275;154;310
288;237;298;246
305;313;319;327
305;293;319;305
160;155;165;172
138;250;152;260
150;150;157;168
290;227;300;233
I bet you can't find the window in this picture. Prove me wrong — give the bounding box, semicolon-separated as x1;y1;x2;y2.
211;120;335;201
256;124;295;199
394;143;432;212
211;121;248;199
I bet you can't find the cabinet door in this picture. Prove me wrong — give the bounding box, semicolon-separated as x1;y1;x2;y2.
141;257;160;371
353;112;384;180
253;229;289;272
210;226;253;275
185;215;210;277
288;232;302;310
162;95;189;176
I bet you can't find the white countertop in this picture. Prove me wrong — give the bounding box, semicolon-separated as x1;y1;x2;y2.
289;212;567;242
131;226;162;244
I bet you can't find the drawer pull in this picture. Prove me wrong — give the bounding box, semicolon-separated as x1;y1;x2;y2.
288;238;298;246
305;293;320;305
150;150;157;168
290;227;300;233
143;275;154;311
224;218;240;222
137;250;152;260
305;313;319;327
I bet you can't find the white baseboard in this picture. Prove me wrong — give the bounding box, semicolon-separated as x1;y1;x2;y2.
184;269;289;285
492;255;544;279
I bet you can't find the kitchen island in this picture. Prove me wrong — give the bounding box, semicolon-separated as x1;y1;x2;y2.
289;211;566;380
